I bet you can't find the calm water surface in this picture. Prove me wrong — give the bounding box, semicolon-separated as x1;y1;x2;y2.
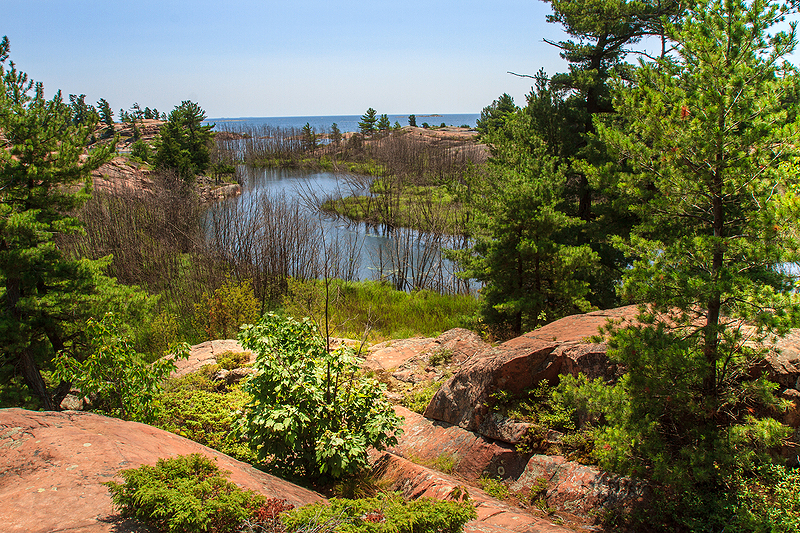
206;166;471;293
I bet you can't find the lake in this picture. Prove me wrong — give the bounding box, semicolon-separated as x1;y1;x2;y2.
204;113;480;134
205;166;473;294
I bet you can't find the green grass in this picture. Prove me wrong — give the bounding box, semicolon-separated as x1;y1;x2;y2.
282;278;477;343
321;181;463;233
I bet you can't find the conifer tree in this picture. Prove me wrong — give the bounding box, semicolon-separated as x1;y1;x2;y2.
572;0;800;524
0;37;115;409
153;100;214;181
452;110;598;336
377;113;391;132
358;107;378;135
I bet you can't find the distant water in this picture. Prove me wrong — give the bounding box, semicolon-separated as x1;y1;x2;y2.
204;113;480;133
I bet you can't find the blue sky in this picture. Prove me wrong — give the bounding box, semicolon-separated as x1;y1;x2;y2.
8;2;797;119
4;1;575;118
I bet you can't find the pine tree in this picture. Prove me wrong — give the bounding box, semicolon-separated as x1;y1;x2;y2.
358;107;378;135
452;110;598;336
301;122;318;151
330;122;342;146
0;37;115;409
153;100;214;181
377;113;391;132
574;0;800;523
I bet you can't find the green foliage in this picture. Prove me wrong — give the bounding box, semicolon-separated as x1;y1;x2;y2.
105;454;264;533
154;100;215;181
432;453;459;474
476;93;517;137
476;476;510;501
451;109;598;336
154;378;255;463
283;494;476;533
377;114;391;132
554;3;800;527
428;348;453;367
407;114;416;127
0;36;118;409
591;0;798;481
240;313;403;479
359;107;378;135
330;122;342;146
130;139;151;162
282;278;477;342
216;350;251;369
301;122;318;152
52;313;188;423
97;97;113;127
195;277;260;340
401;380;442;414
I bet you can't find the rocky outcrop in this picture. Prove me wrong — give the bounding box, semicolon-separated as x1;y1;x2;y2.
365;328;489;373
388;406;528;481
385;406;646;526
168;339;253;378
0;408;323;533
370;452;573;533
509;455;649;517
423;337;561;443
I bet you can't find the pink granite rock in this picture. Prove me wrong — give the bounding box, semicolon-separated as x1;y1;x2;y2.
370;451;572;533
388;406;528;481
509;455;648;517
0;409;323;533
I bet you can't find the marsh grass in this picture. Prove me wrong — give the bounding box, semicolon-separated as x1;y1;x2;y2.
282;278;477;342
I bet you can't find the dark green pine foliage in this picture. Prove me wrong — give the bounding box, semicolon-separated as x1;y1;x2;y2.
153;100;214;182
358;107;378;135
566;0;800;527
377;113;391;132
301;122;318;152
476;93;517;137
0;37;115;409
453;109;598;337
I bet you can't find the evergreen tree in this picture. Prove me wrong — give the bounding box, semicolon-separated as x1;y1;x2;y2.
408;114;417;127
452;110;598;336
571;0;800;525
153;100;214;182
476;93;517;137
68;93;98;128
301;122;318;151
330;122;342;146
377;113;391;132
0;37;116;409
97;98;114;127
358;107;378;135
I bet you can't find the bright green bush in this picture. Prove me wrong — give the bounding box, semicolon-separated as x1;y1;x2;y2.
105;454;263;533
283;494;477;533
401;381;442;414
240;312;403;479
52;312;188;423
154;384;256;463
195;277;260;340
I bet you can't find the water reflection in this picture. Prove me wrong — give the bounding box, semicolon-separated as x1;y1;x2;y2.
204;166;473;294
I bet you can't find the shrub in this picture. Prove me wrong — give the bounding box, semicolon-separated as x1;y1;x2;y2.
283;494;477;533
52;313;189;423
477;476;510;501
154;384;256;463
195;277;260;340
240;313;403;479
105;454;264;533
401;380;442;414
216;350;251;369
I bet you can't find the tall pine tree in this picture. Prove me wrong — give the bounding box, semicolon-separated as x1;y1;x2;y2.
0;37;115;409
569;0;800;526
